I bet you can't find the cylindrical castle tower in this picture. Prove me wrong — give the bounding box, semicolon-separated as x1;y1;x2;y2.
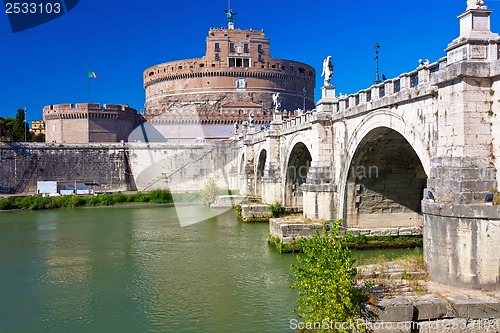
43;103;143;143
143;13;316;139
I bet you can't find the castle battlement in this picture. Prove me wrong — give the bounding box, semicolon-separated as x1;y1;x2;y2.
43;103;136;114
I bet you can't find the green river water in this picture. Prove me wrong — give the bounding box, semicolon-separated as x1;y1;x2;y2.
0;206;421;333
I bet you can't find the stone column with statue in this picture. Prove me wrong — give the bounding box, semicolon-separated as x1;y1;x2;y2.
319;55;336;101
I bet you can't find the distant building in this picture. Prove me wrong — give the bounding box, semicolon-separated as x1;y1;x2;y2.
31;120;45;136
43;103;145;143
142;9;316;140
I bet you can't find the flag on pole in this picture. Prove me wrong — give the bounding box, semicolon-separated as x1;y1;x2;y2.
88;70;98;78
381;73;387;81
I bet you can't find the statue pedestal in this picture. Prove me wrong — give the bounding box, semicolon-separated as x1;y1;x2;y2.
321;85;336;99
316;86;337;113
271;112;283;130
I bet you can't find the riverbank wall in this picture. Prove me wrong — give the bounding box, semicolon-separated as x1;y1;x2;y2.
0;143;132;193
0;142;240;195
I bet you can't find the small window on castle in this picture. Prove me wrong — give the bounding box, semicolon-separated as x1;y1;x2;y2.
244;44;249;53
229;58;235;67
309;71;313;77
271;65;276;69
379;85;385;98
394;80;400;93
230;43;235;52
189;65;193;69
214;43;220;52
258;44;263;53
298;68;305;74
258;54;263;62
410;74;419;87
199;64;205;68
281;66;285;70
290;65;295;73
366;90;372;102
149;72;154;76
243;59;249;67
215;53;220;61
178;66;182;70
212;64;216;67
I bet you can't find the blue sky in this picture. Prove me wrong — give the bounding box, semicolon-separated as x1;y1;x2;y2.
1;0;499;122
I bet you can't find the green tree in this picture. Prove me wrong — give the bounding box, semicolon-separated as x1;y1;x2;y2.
290;220;366;333
200;178;219;204
32;133;45;142
0;117;4;140
1;117;16;142
13;109;28;141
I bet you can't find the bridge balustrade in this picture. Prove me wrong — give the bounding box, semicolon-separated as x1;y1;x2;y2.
331;58;446;115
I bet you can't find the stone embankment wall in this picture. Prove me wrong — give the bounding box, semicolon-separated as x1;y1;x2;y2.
0;142;240;195
127;141;239;192
0;143;132;194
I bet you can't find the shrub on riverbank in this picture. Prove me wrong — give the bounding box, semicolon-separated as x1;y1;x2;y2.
269;202;284;217
0;189;177;211
290;221;367;333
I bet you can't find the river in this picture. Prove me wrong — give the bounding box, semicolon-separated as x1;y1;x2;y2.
0;206;421;333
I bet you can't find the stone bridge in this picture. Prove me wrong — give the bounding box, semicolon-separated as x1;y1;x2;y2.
238;5;500;290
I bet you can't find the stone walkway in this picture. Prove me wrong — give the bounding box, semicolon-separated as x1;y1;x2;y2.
359;271;500;333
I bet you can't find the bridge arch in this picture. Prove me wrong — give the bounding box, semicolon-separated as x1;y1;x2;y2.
256;148;267;197
239;152;246;175
283;137;313;207
339;110;430;228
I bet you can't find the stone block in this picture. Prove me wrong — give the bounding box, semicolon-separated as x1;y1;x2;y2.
367;321;414;333
411;294;447;320
367;296;415;322
418;319;468;333
446;294;500;319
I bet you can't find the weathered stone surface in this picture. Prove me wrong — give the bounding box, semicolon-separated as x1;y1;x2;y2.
446;294;500;319
410;294;447;320
240;204;271;222
367;296;415;322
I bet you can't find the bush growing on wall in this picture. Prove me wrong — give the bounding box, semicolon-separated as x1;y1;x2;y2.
269;202;285;217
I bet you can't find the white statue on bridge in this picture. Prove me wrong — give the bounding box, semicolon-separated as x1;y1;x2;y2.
248;111;255;126
272;92;282;113
321;55;334;87
467;0;486;9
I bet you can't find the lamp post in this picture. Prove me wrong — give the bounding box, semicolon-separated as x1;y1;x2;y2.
374;43;381;84
302;87;306;113
23;107;27;143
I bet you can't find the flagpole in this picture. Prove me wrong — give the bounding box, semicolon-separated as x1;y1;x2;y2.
87;71;90;103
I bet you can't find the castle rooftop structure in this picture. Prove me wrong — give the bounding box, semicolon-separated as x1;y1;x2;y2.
43;103;144;143
143;10;316;140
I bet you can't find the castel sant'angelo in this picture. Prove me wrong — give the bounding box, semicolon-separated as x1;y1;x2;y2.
44;8;316;142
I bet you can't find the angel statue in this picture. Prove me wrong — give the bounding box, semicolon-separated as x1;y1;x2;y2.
467;0;486;9
321;55;334;86
272;92;282;113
